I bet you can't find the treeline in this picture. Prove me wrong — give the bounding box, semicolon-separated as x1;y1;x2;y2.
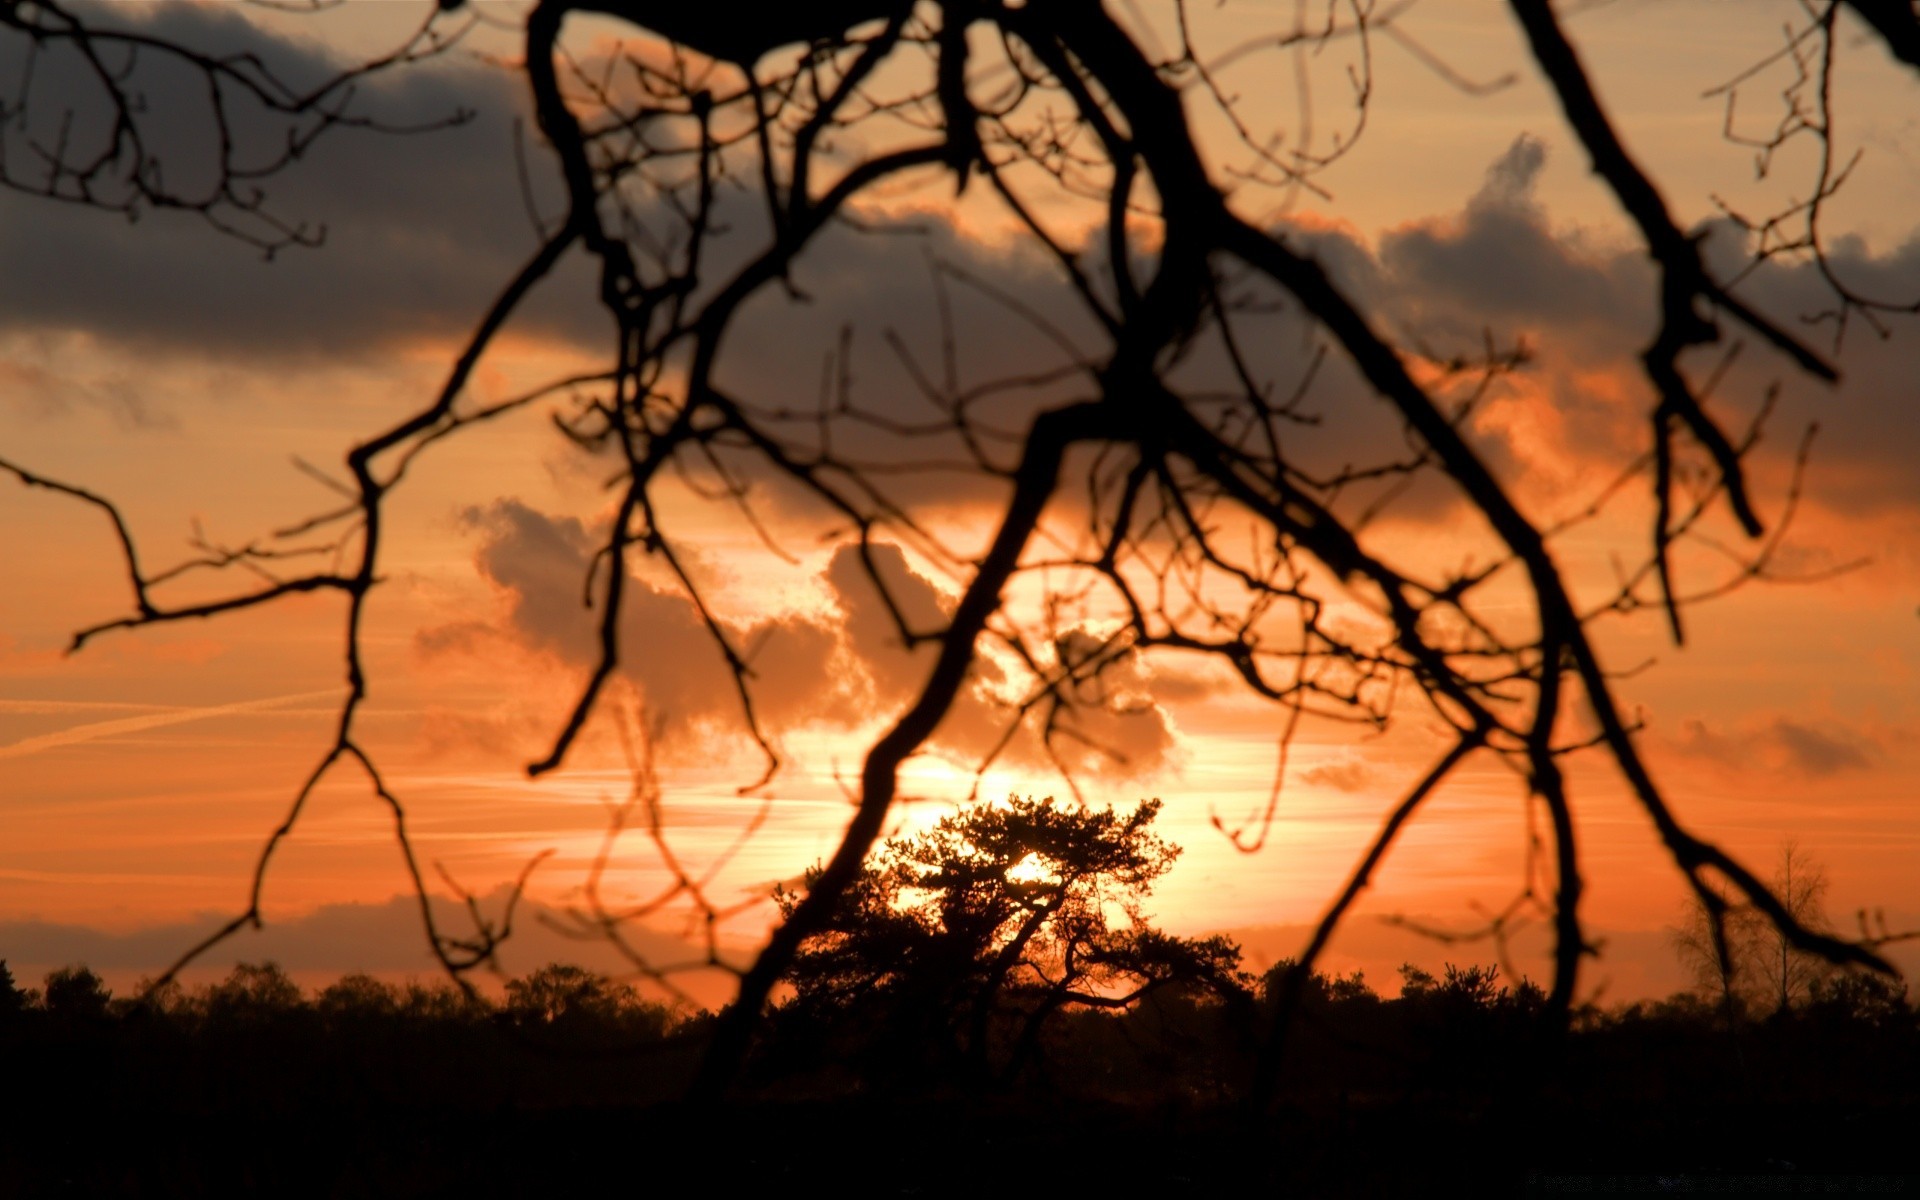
0;959;709;1110
761;956;1920;1108
5;955;1917;1106
3;956;1917;1194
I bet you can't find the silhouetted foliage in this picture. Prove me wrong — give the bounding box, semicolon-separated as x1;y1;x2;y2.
41;964;111;1022
1805;970;1913;1032
0;950;1915;1192
203;961;304;1022
0;959;24;1021
504;962;681;1050
769;795;1247;1089
315;972;401;1022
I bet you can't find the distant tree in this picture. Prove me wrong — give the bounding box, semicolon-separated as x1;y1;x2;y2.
506;963;622;1025
1431;963;1504;1010
316;973;402;1021
1394;962;1540;1023
1258;959;1379;1011
1671;875;1763;1022
1802;970;1913;1032
41;965;111;1021
203;961;305;1022
1757;841;1835;1014
1326;970;1380;1008
0;959;24;1019
504;963;680;1051
1671;841;1836;1019
775;795;1246;1085
126;974;193;1018
1397;964;1440;1000
398;979;487;1023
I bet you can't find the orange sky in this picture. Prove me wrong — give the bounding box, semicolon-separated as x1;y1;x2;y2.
2;0;1918;1004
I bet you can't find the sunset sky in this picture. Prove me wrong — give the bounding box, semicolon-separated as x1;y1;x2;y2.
2;0;1917;1007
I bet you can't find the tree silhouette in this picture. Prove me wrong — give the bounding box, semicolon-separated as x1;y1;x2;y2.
204;961;305;1023
316;973;403;1023
1671;840;1837;1019
2;0;1916;1104
40;964;112;1021
1670;874;1763;1023
506;963;623;1025
1758;841;1836;1015
0;960;26;1021
773;794;1244;1085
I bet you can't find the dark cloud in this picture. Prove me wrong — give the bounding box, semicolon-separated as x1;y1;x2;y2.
696;215;1111;519
1771;720;1877;776
12;4;1916;535
556;115;1920;526
0;2;603;360
1379;135;1647;337
1135;656;1239;706
822;540;954;701
1695;224;1920;516
1135;138;1662;517
1361;137;1920;525
0;0;1474;518
818;540;1025;762
1673;716;1878;779
427;500;1181;778
444;499;861;739
1367;136;1920;523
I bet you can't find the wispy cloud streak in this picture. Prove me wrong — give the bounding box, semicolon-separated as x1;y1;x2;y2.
0;690;338;760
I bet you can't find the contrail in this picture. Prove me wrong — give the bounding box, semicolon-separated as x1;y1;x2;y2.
0;689;340;760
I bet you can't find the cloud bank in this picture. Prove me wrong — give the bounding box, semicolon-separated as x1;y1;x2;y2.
420;500;1182;779
9;0;1916;535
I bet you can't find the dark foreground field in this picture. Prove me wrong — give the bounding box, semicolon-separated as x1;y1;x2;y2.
9;1093;1920;1197
5;961;1920;1196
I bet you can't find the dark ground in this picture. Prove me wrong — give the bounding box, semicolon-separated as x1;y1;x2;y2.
5;961;1918;1197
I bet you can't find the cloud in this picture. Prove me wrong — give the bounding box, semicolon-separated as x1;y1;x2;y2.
446;499;861;740
1373;137;1920;524
703;139;1920;536
0;15;1672;531
1695;226;1920;516
800;141;1920;534
0;689;337;761
14;5;1918;547
413;699;575;767
1379;135;1647;337
425;500;1181;777
1300;758;1375;794
1671;716;1879;779
0;3;603;361
0;2;1539;524
821;540;954;703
